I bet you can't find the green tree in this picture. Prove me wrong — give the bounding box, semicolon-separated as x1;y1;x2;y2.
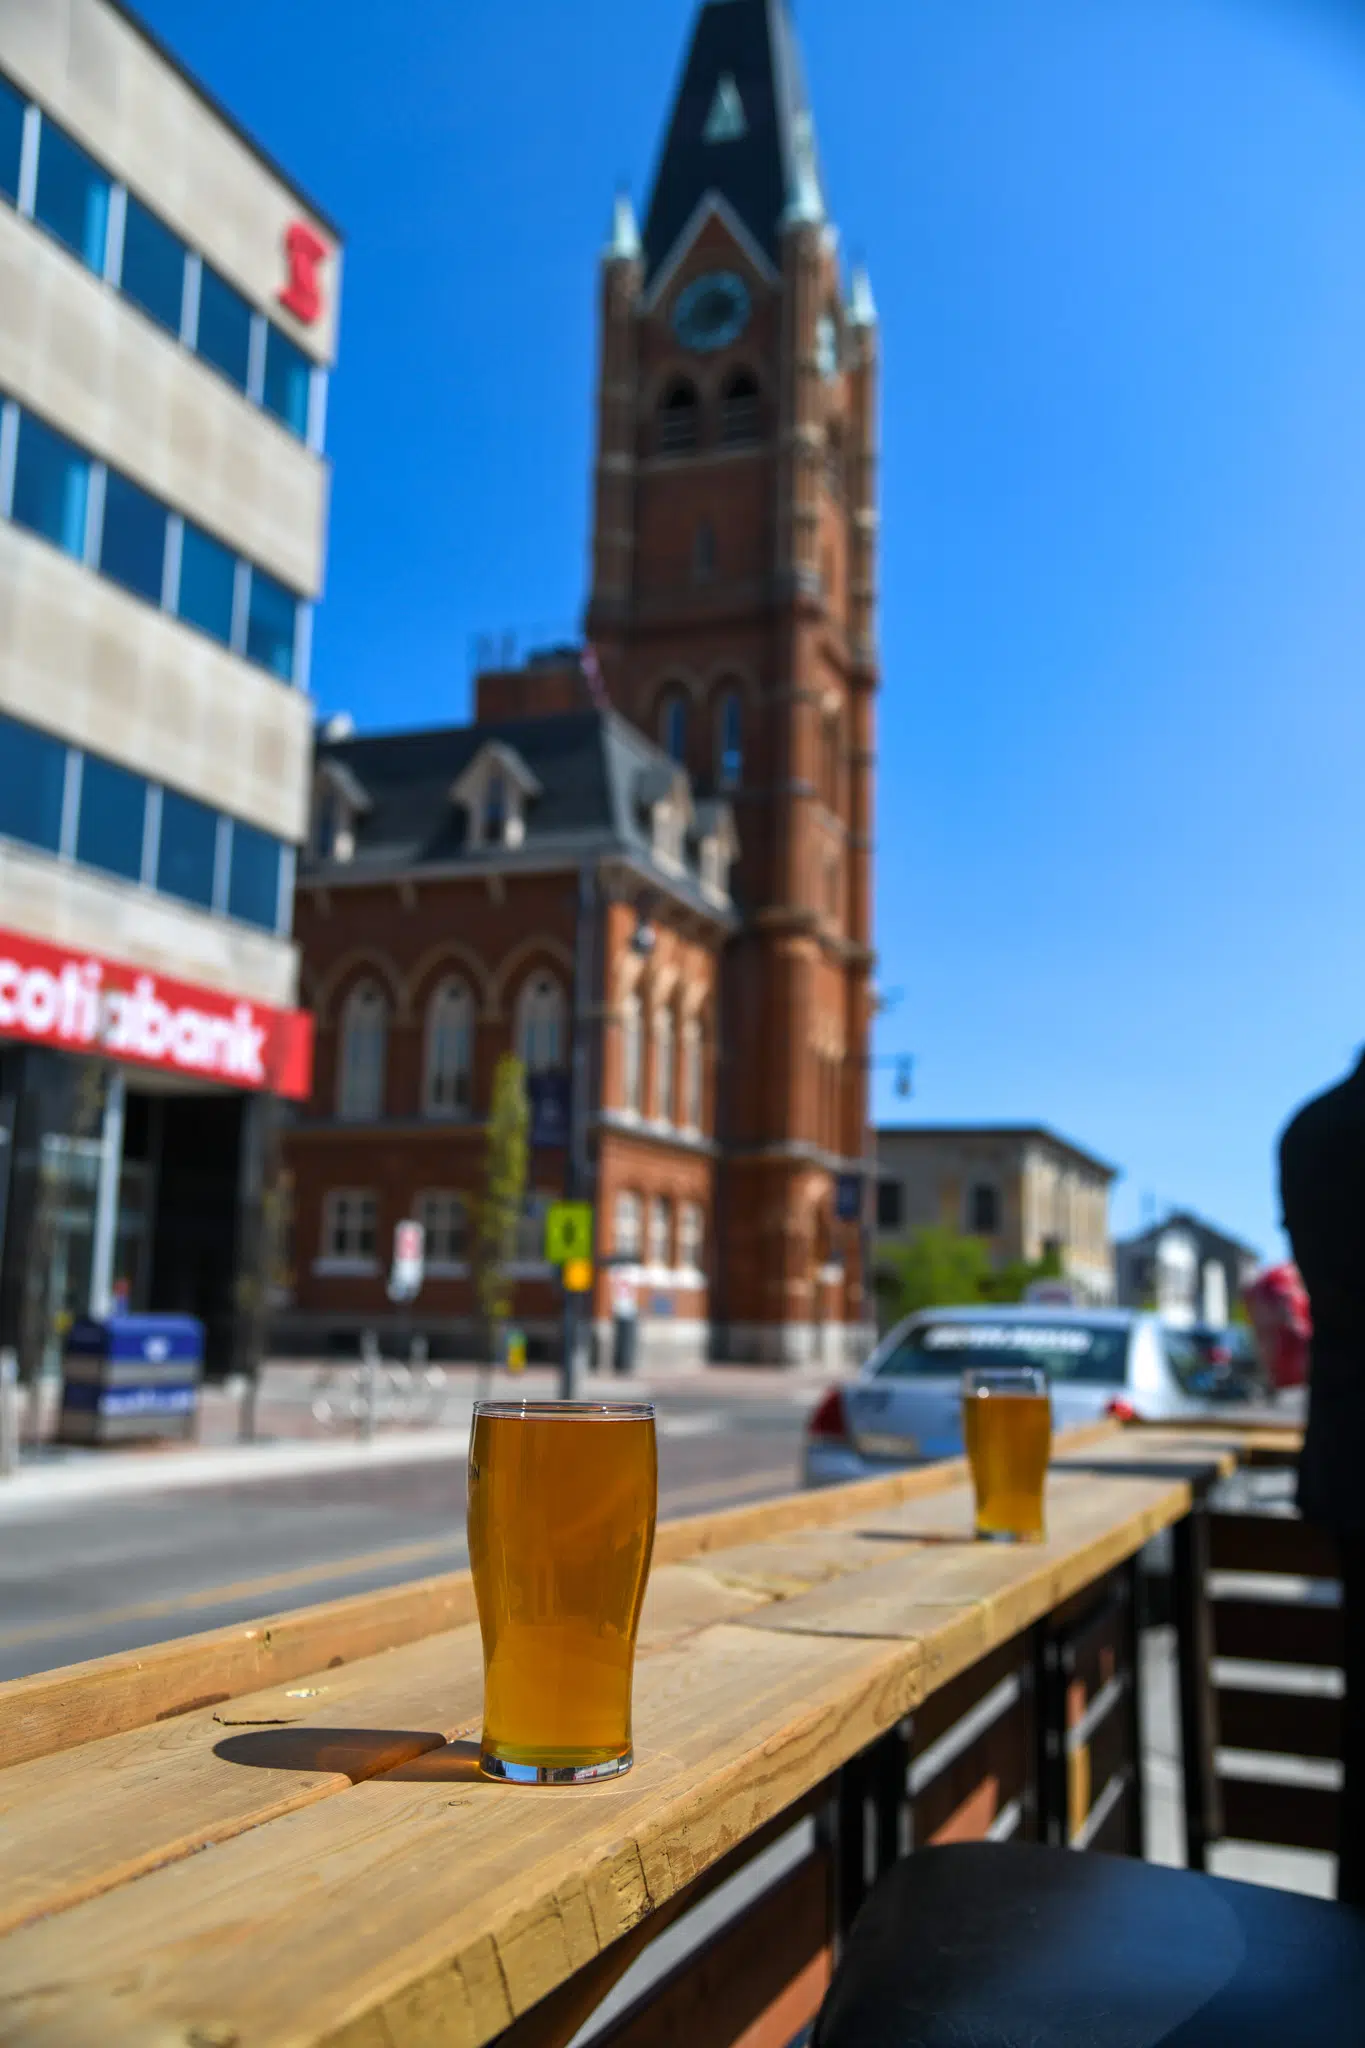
474;1053;529;1361
876;1227;992;1319
877;1228;1074;1320
981;1239;1065;1304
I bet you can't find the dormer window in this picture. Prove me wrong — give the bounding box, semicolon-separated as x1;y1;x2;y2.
312;757;371;865
484;770;507;843
653;799;685;870
450;742;540;852
693;800;738;906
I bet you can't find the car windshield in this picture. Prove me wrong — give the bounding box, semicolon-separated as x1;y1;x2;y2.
876;1320;1131;1385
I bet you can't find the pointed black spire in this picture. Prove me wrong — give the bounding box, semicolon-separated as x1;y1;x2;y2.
642;0;823;288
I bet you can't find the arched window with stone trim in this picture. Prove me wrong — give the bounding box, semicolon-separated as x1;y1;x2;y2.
615;1191;643;1262
337;980;387;1121
516;970;566;1074
716;687;743;790
653;1003;676;1124
720;368;761;445
660;691;688;765
682;1015;704;1131
423;976;474;1117
621;991;643;1113
658;378;699;455
648;1194;672;1270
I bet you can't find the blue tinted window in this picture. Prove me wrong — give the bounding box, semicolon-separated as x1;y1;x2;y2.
196;264;251;390
33;117;109;272
99;469;167;604
77;755;146;883
228;821;282;930
11;412;90;559
0;74;23;206
119;194;185;336
177;522;236;645
157;789;217;909
0;714;66;854
246;568;297;681
262;325;311;438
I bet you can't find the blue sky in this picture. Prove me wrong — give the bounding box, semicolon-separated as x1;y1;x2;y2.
140;0;1365;1258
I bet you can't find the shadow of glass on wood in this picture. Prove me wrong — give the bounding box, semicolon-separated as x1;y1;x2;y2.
212;1728;462;1784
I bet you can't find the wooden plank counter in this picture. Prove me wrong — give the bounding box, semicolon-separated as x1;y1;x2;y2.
0;1422;1261;2048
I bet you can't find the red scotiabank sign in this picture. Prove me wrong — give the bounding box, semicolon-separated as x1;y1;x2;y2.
278;221;328;326
0;925;314;1101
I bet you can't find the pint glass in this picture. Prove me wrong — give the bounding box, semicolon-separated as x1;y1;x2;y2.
962;1367;1051;1542
467;1400;657;1783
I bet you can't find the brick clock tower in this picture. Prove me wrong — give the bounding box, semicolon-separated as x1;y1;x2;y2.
587;0;879;1361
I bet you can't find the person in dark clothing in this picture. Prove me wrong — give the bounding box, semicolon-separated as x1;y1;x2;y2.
1279;1052;1365;1908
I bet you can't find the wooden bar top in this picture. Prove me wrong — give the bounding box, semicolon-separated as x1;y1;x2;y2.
0;1420;1281;2048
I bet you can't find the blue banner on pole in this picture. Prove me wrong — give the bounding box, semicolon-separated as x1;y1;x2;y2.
835;1172;863;1223
529;1070;571;1149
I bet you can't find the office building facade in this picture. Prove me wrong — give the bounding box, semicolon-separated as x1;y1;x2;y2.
876;1124;1118;1308
0;0;340;1375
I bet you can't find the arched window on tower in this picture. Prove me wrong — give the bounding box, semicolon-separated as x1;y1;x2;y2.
516;971;566;1074
660;692;688;765
337;981;387;1121
821;713;842;810
658;378;699;455
824;419;845;496
720;368;761;446
716;688;743;790
693;518;716;583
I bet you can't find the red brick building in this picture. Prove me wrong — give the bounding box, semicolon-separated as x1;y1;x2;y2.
283;0;880;1366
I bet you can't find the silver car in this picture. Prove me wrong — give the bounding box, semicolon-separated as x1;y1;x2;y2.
803;1305;1231;1487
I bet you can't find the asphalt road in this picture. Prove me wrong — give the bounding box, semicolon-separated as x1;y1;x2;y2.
0;1388;810;1681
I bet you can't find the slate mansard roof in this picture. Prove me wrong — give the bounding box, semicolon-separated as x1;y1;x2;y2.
304;710;737;924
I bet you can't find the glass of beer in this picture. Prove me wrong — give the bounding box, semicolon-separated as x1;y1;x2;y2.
962;1366;1051;1542
467;1400;657;1783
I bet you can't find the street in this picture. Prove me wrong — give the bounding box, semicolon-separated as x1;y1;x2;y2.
0;1385;811;1682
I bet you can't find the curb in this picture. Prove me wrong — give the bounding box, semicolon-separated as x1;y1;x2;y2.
0;1423;475;1519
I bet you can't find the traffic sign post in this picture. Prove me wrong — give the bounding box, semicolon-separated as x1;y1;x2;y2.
563;1257;594;1295
388;1219;425;1304
545;1202;593;1267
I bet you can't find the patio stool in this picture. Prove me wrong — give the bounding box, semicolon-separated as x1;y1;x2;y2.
812;1842;1365;2048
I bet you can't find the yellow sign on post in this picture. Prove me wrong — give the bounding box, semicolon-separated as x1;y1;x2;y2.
545;1201;594;1266
562;1257;594;1295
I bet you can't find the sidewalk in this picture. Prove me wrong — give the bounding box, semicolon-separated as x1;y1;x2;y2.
0;1356;837;1516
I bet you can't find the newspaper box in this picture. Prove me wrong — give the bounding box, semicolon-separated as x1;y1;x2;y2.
59;1314;204;1445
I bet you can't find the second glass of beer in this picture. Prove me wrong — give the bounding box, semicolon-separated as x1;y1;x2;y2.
467;1400;657;1783
962;1366;1051;1542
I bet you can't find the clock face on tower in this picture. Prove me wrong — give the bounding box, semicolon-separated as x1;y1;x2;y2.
672;271;751;353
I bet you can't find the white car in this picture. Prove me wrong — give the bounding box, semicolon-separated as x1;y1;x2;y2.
804;1305;1237;1486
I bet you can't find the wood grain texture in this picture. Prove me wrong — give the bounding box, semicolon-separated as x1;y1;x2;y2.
745;1476;1188;1650
0;1627;922;2048
0;1419;1122;1770
0;1427;1235;2048
0;1572;479;1772
0;1567;765;1941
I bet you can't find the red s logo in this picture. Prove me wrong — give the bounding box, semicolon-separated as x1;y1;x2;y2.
278;221;328;325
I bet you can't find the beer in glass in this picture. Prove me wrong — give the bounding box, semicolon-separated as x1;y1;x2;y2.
962;1366;1051;1542
467;1400;657;1783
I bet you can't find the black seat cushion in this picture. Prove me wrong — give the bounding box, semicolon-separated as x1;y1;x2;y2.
813;1843;1365;2048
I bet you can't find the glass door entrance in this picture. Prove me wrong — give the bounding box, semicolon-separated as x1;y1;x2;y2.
28;1137;155;1375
